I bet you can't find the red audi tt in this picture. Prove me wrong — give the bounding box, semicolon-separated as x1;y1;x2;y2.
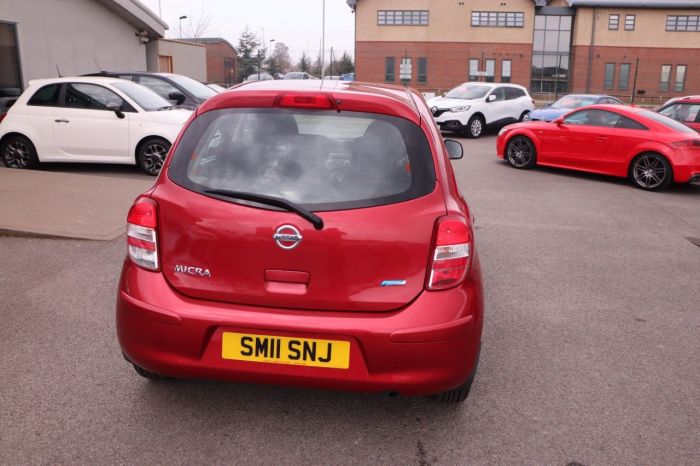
117;80;483;402
497;104;700;191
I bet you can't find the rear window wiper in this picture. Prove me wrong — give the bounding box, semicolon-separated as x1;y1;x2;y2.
204;189;324;230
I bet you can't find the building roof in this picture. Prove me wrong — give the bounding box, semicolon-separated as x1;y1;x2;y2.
96;0;168;38
183;37;237;52
567;0;700;7
347;0;700;9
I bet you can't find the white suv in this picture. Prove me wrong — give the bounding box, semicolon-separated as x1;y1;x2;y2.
427;82;535;138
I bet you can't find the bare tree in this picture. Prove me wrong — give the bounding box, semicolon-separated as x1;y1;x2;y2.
182;14;212;39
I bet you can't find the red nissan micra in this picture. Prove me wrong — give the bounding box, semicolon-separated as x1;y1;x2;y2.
117;80;483;402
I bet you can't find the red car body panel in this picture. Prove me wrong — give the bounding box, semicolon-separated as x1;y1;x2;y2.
497;104;700;183
117;80;483;396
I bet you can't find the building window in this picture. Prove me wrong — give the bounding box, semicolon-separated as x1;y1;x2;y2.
618;63;630;90
471;11;524;28
660;65;671;91
609;14;619;30
0;22;22;100
385;57;395;82
531;15;572;93
675;65;687;91
417;57;427;84
666;15;700;31
624;15;636;30
469;59;479;81
502;59;512;83
485;59;495;83
400;57;412;83
378;10;428;26
604;63;615;89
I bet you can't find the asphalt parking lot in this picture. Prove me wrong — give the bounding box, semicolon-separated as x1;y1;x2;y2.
1;134;699;465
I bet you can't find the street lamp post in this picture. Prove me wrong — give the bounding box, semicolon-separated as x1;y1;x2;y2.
321;0;326;78
269;39;275;77
179;15;187;39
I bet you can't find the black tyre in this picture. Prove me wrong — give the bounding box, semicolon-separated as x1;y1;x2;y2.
435;348;480;403
1;134;39;169
466;115;485;138
505;135;536;169
630;152;673;191
137;137;171;176
132;363;169;380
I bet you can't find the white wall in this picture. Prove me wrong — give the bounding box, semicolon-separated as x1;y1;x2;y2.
0;0;150;87
147;39;206;82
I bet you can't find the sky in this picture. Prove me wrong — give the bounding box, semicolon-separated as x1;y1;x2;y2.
138;0;356;63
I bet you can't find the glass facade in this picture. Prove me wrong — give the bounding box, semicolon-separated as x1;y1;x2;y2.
531;15;572;93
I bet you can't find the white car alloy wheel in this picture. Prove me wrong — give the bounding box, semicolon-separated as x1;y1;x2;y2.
468;117;483;138
522;112;532;122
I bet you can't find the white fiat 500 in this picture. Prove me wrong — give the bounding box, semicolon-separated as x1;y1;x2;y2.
0;77;192;175
427;82;535;138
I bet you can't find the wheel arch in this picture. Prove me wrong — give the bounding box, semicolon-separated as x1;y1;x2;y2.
0;131;39;159
627;150;674;178
134;135;172;162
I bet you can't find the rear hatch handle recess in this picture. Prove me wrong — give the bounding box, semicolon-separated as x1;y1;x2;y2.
204;189;325;230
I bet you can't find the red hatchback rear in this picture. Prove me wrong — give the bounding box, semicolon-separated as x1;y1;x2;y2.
117;80;483;402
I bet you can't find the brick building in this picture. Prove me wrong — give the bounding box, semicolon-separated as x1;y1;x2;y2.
188;38;238;87
347;0;700;102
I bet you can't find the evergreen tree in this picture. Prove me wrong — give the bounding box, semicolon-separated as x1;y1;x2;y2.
236;27;261;82
297;52;311;73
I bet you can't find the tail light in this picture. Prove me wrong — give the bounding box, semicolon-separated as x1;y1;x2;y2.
427;216;472;290
670;139;700;149
127;197;159;271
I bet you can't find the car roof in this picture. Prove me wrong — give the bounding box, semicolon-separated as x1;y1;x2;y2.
561;94;617;99
456;82;527;90
198;79;422;124
27;76;127;87
665;97;700;104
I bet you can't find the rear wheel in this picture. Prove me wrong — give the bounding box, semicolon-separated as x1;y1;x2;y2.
505;135;536;169
1;134;39;169
132;363;170;380
435;347;480;403
137;137;171;176
466;115;485;138
630;152;673;191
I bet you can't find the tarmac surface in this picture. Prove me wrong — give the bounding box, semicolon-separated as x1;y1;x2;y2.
1;134;699;465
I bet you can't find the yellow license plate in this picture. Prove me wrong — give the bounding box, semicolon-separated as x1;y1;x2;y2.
221;332;350;369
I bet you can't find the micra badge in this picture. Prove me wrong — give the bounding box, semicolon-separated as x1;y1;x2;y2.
174;264;212;278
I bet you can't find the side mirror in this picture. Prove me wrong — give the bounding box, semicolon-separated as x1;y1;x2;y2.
553;117;564;126
106;102;125;119
168;91;186;106
487;94;497;103
444;139;464;160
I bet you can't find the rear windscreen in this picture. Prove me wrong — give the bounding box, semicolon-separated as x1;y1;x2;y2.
167;109;436;211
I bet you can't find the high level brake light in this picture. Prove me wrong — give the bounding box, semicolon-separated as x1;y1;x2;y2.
276;93;336;109
127;197;159;271
427;216;472;290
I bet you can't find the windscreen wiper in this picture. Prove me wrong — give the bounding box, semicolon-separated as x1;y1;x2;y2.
204;189;324;230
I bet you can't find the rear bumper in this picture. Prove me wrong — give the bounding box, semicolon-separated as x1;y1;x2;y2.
673;161;700;183
117;256;484;396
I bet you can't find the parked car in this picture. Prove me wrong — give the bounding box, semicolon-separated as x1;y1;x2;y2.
206;83;227;93
659;95;700;108
245;72;274;82
0;77;192;175
283;72;318;80
427;82;535;138
656;97;700;132
117;79;484;402
323;75;342;80
0;88;21;119
497;104;700;191
341;73;355;82
83;71;216;110
525;94;624;122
